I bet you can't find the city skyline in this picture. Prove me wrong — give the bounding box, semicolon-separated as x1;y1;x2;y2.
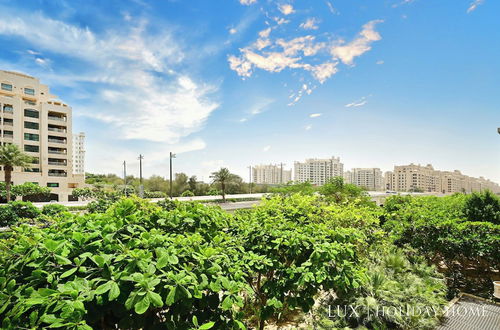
0;0;498;183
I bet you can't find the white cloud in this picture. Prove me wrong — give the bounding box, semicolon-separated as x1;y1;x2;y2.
263;145;271;152
331;20;384;65
308;62;338;83
305;124;312;131
0;9;219;144
326;1;339;15
309;113;322;118
278;4;295;15
376;60;384;65
249;98;274;115
467;0;484;13
300;18;319;30
240;0;257;5
345;97;368;108
229;28;238;34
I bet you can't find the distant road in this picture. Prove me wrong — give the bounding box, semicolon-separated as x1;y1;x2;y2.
31;193;267;208
29;191;445;209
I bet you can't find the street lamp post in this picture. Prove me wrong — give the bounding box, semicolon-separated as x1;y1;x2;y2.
123;160;127;196
248;166;252;194
138;154;144;198
169;152;176;199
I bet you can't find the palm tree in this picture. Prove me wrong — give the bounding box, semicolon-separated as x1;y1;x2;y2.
210;168;237;202
0;144;32;202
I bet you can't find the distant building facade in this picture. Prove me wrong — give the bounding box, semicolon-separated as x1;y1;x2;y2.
252;164;291;184
72;132;85;174
294;157;343;185
385;163;500;193
344;168;384;191
0;70;85;201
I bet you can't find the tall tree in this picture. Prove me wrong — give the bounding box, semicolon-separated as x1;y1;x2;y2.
0;144;32;202
210;168;239;202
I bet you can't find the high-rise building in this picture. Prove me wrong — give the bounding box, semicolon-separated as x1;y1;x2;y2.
385;163;500;193
344;168;384;191
0;70;85;201
73;132;85;174
252;164;292;185
294;157;343;185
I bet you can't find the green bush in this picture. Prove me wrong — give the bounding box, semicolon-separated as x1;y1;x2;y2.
42;204;69;216
0;199;247;329
181;190;194;197
463;190;500;224
313;248;447;329
0;206;18;227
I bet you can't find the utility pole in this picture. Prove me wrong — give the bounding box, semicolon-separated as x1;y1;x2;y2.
169;152;176;199
138;154;144;198
123;160;127;196
248;166;252;194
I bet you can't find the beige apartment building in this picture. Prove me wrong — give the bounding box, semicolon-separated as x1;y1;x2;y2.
252;164;292;185
385;163;500;193
0;70;85;201
294;157;343;186
344;168;384;191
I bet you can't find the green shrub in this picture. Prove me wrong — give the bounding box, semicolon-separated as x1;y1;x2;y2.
42;204;69;216
0;199;247;329
463;190;500;224
313;247;447;329
0;206;18;227
181;190;194;197
8;201;40;219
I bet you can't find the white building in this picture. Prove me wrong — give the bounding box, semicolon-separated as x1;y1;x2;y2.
344;168;384;191
252;164;292;185
294;157;343;186
72;132;85;174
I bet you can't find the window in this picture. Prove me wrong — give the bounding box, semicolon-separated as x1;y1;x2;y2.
31;182;39;185
24;88;35;95
24;168;40;173
24;109;39;118
3;118;13;126
24;100;36;106
24;133;39;141
24;121;39;129
24;145;39;153
3;105;13;112
1;83;12;91
47;183;59;188
3;130;13;138
31;157;40;164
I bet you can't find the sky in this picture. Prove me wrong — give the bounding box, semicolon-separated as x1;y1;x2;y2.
0;0;498;183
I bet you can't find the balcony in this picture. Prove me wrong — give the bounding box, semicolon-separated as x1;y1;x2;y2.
3;106;13;113
48;137;66;144
48;170;67;177
48;126;67;133
48;149;67;155
3;133;13;139
48;159;67;166
3;120;13;126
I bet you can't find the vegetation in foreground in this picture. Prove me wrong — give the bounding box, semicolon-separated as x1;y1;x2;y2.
0;181;498;329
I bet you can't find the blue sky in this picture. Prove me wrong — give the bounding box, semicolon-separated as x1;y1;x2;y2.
0;0;498;183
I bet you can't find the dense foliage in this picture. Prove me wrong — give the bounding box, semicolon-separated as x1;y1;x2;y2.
383;191;500;298
0;201;41;227
2;188;495;329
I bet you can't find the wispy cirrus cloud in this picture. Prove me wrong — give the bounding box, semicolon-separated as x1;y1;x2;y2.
330;20;384;65
239;0;257;5
309;113;322;118
0;7;218;145
467;0;485;13
345;96;368;108
300;18;320;30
